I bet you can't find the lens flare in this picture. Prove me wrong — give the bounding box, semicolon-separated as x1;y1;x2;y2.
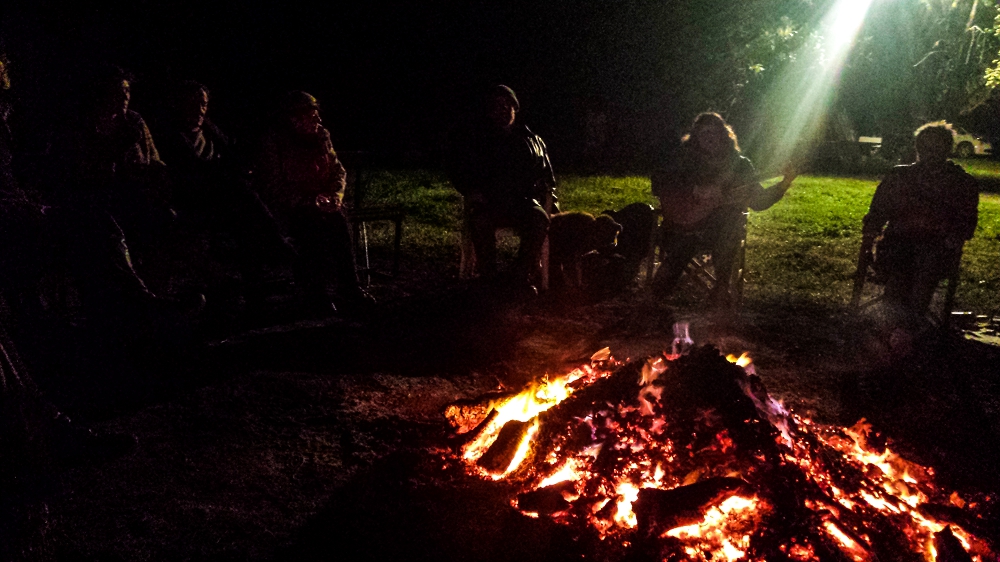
761;0;875;171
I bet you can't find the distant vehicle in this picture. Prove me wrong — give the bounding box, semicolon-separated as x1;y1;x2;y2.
951;127;992;158
858;127;993;158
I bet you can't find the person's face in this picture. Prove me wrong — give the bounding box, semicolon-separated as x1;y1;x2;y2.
490;96;516;130
692;121;731;157
291;106;322;135
182;89;209;131
103;79;130;116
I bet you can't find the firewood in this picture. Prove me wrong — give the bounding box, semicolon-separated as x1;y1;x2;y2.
633;477;751;534
934;526;974;562
477;419;533;474
443;391;516;433
919;503;994;542
454;408;498;448
517;481;576;515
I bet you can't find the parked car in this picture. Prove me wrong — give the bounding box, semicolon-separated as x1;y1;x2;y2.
952;127;992;158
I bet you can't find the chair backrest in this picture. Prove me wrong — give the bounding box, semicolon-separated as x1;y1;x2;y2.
338;150;371;210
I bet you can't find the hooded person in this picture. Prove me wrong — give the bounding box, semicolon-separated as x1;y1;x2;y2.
447;85;556;285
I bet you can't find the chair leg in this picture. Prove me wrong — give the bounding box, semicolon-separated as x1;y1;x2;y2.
644;224;659;287
392;217;402;277
361;223;372;287
459;227;476;279
540;235;550;291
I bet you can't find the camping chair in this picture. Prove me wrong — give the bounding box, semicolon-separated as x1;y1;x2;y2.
645;210;748;307
850;236;961;327
458;194;553;290
340;152;406;286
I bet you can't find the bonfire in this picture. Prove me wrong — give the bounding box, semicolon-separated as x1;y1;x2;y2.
444;332;997;562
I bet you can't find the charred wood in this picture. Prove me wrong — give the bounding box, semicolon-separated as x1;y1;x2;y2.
934;526;974;562
443;391;516;433
453;408;498;448
633;477;750;534
919;503;996;544
516;481;576;515
477;419;533;474
866;513;925;562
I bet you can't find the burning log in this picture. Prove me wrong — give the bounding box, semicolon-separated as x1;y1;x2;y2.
516;481;576;515
443;391;516;434
934;526;974;562
633;477;751;534
445;343;998;561
919;502;997;543
453;407;498;448
477;419;534;474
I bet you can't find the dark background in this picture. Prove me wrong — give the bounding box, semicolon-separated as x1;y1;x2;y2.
2;0;708;172
5;0;991;174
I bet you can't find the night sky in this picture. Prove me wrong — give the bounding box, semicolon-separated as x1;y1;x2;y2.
4;1;962;171
3;1;720;170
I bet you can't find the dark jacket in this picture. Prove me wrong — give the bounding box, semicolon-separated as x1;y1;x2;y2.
156;117;230;173
448;122;555;211
652;148;784;231
862;160;979;243
254;127;346;220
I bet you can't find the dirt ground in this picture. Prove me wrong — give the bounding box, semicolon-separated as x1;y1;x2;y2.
10;255;1000;561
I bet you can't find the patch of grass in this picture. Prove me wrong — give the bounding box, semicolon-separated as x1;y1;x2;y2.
955;157;1000;180
357;169;1000;314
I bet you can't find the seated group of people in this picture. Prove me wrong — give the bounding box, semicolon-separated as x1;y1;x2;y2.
4;63;375;330
1;58;387;506
446;85;979;327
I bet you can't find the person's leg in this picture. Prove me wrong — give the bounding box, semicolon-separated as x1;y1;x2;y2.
706;213;747;307
320;210;368;299
510;204;550;282
287;209;334;312
468;209;500;278
651;228;702;297
908;243;958;315
881;245;918;309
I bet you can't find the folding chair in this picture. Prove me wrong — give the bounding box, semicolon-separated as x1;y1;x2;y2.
340;152;406;286
458;194;553;290
850;237;961;327
645;211;748;307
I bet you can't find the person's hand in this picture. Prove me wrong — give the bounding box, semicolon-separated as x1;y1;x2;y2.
780;162;799;187
315;193;342;213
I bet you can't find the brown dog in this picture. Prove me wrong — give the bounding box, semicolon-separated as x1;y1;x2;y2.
548;211;621;288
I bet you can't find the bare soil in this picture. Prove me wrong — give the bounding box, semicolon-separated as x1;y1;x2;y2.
12;253;1000;561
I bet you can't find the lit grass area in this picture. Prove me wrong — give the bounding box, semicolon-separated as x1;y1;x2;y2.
955;157;1000;180
359;170;1000;313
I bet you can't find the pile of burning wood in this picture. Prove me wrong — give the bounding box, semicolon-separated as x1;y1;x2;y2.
444;339;997;561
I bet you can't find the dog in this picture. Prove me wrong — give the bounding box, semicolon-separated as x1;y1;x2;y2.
602;203;658;284
548;211;621;288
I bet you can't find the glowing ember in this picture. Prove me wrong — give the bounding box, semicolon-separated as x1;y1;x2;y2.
445;343;997;561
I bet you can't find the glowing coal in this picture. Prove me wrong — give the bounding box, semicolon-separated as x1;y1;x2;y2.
444;343;997;561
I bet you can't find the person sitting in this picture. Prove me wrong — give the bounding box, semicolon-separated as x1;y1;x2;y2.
447;85;555;285
651;112;796;308
860;121;979;318
58;65;165;214
153;80;282;309
253;91;373;316
155;80;233;217
45;65;200;340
